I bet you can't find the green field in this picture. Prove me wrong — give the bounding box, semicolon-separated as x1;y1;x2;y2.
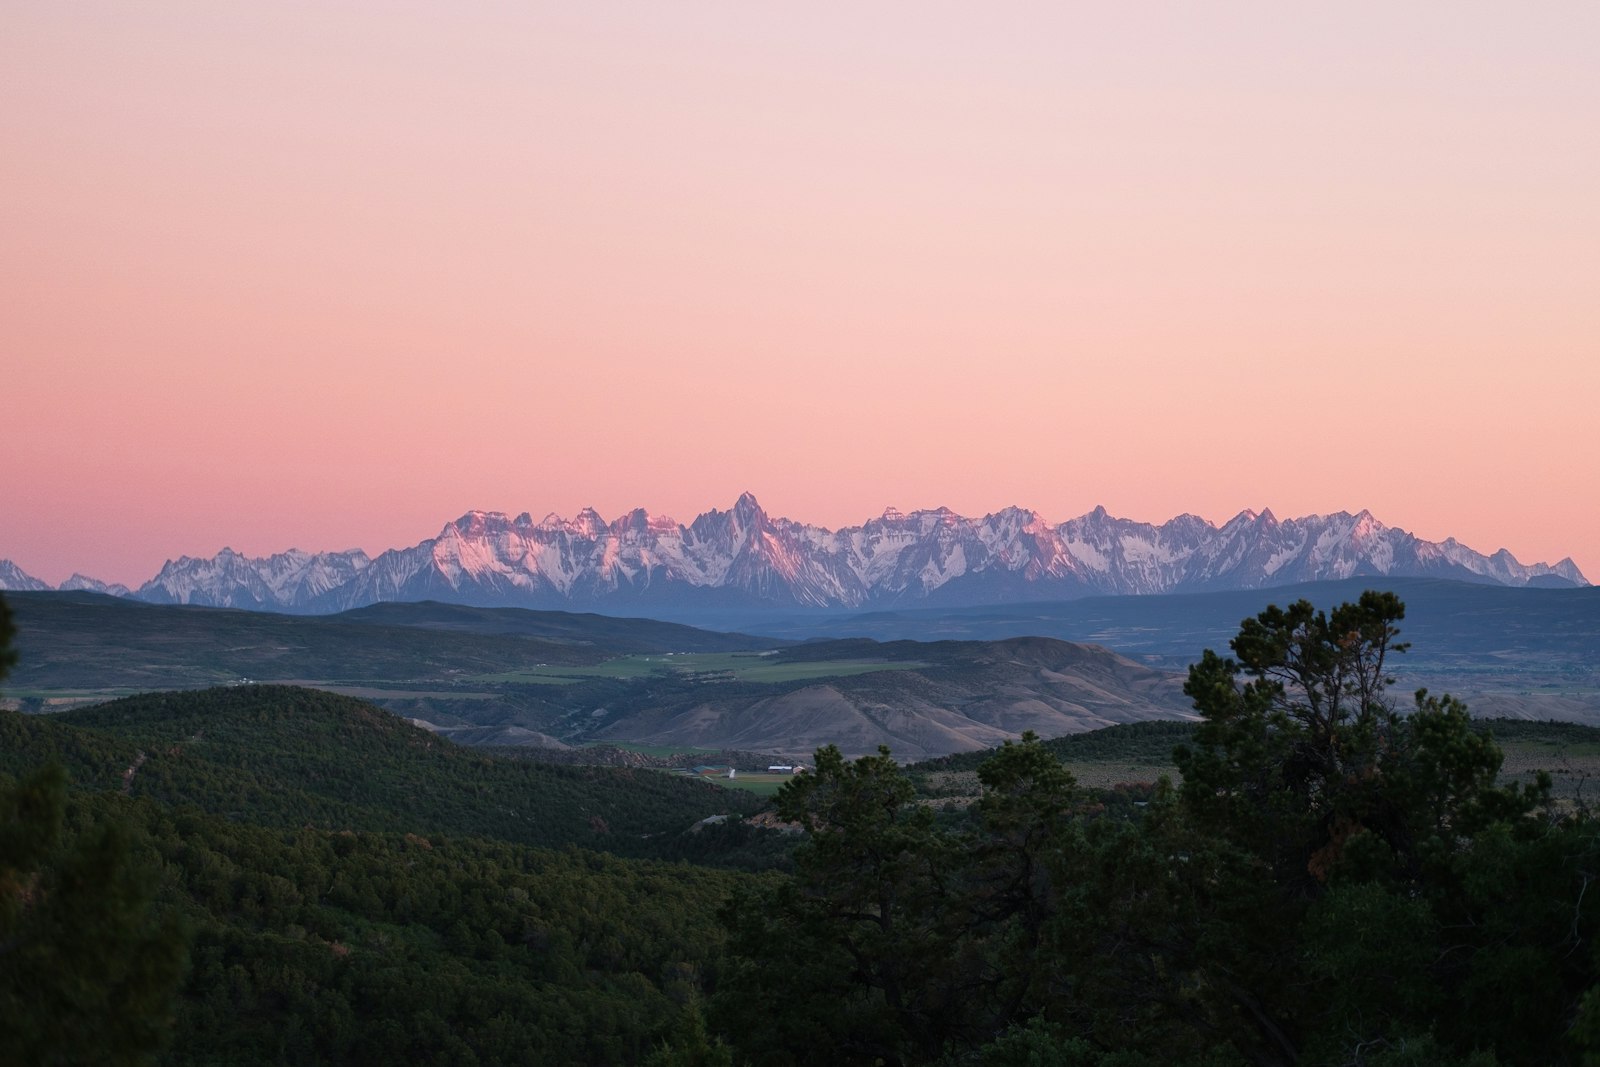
2;688;151;713
662;768;801;797
475;651;927;686
699;772;797;797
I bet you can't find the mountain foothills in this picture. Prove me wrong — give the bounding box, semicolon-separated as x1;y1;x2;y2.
4;593;1191;760
8;592;1600;1064
766;577;1600;724
1;495;1587;617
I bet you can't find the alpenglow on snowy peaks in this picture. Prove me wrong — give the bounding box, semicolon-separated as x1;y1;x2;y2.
6;495;1588;614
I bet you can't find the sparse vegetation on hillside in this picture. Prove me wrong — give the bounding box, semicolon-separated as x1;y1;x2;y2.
4;594;1194;758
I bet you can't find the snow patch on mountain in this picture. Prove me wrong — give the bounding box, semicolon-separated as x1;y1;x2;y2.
0;560;52;592
60;574;132;597
17;495;1580;615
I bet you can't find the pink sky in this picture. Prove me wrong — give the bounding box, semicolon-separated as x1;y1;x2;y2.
4;4;1597;589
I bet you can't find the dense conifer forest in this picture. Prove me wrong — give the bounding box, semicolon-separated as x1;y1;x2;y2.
0;685;769;859
4;590;1600;1064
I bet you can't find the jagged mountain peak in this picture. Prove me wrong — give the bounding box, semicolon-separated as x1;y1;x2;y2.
29;498;1586;616
60;573;132;597
611;507;650;534
446;509;515;534
0;559;52;592
730;492;769;526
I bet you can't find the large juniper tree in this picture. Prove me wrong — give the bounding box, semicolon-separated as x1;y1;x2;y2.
1173;591;1581;1066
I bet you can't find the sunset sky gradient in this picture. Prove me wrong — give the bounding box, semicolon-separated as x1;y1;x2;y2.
5;3;1597;588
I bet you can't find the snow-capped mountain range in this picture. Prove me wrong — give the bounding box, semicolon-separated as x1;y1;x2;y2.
2;494;1589;615
0;561;131;598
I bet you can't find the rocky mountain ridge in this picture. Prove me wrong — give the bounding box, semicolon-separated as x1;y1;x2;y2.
4;494;1587;614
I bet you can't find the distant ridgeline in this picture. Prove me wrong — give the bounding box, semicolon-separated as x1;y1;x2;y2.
1;495;1587;617
2;594;1200;761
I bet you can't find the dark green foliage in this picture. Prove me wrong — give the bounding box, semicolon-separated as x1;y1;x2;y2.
1163;592;1571;1064
722;736;1094;1065
4;595;186;1064
1;765;188;1066
640;998;737;1067
1469;719;1600;746
0;676;772;1063
0;785;749;1066
0;685;764;860
724;592;1600;1066
722;745;957;1065
0;592;16;683
912;720;1198;776
134;799;749;1065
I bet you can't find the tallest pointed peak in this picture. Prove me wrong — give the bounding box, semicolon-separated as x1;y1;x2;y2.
732;491;767;520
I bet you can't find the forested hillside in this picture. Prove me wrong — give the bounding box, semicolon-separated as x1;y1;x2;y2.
12;785;758;1064
0;668;783;1063
0;685;764;858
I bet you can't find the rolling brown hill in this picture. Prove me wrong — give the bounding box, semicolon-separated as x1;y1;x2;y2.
594;636;1194;760
4;593;1196;759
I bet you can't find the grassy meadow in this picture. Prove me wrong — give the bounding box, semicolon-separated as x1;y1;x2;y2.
473;650;927;686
